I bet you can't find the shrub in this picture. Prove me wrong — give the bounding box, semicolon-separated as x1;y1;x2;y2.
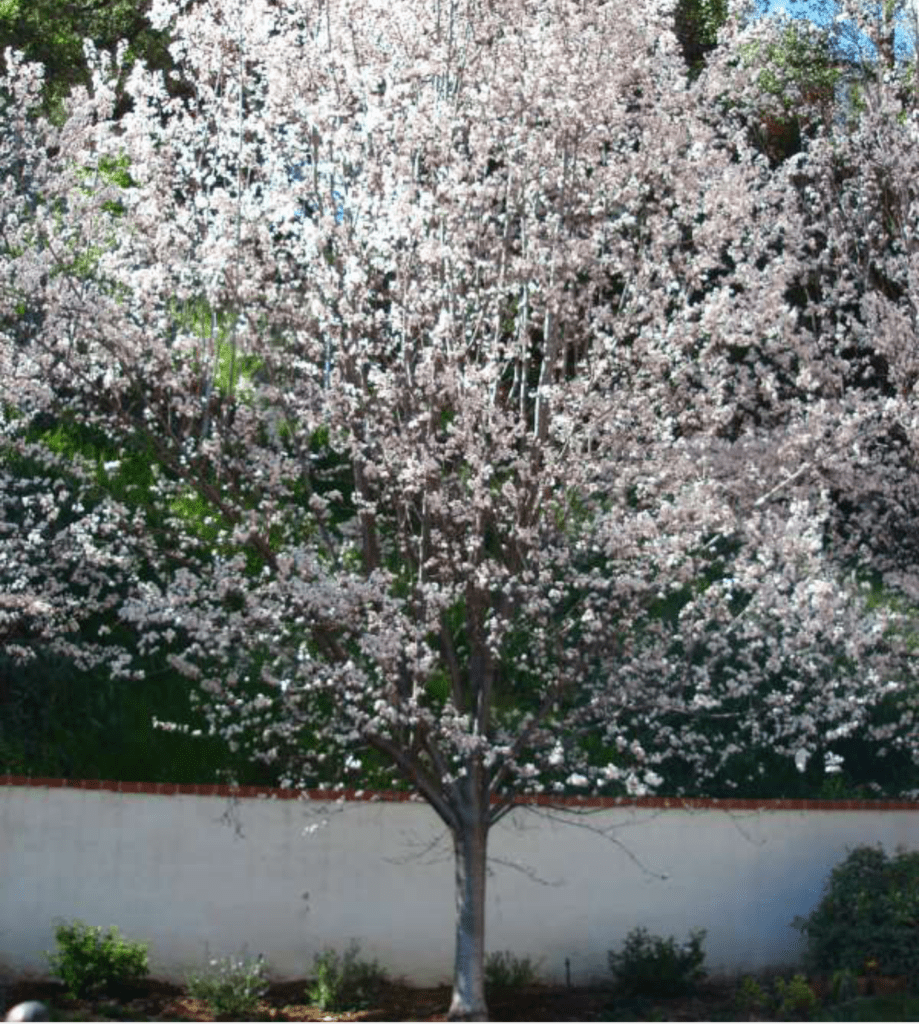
43;918;150;1000
607;926;708;998
736;971;825;1020
484;950;544;991
183;951;271;1018
772;973;820;1020
305;941;387;1012
735;975;769;1016
828;968;859;1005
790;843;919;984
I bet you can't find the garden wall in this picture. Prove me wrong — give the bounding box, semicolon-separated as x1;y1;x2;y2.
1;777;917;989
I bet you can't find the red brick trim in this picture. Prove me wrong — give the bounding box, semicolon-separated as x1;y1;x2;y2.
1;774;917;810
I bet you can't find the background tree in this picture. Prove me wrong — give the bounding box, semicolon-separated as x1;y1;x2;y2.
739;1;919;115
674;0;731;79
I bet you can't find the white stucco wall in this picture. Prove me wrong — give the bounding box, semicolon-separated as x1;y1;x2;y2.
1;783;917;989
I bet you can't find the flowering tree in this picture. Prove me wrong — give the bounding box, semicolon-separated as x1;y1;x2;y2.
3;1;919;1017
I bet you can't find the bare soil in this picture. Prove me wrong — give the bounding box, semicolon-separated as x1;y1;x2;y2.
2;973;915;1022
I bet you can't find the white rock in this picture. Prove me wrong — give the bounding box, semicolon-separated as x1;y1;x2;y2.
5;1001;50;1022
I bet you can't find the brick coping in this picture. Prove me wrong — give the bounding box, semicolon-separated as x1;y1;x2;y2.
0;775;917;810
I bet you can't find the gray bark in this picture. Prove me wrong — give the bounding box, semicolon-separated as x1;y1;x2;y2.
447;773;490;1020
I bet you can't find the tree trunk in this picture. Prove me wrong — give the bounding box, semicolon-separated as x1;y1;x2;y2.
447;809;489;1020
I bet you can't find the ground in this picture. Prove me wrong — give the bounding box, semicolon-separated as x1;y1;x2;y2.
1;972;916;1022
3;975;727;1022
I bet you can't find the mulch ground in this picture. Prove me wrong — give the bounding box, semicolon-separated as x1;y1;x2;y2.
1;975;734;1022
2;972;913;1021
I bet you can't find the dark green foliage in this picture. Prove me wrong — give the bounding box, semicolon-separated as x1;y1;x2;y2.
0;643;283;789
0;386;305;791
820;992;919;1021
673;0;729;81
608;926;708;998
0;0;182;126
609;654;919;803
791;844;919;983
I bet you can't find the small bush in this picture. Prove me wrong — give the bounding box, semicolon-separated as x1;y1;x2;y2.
790;843;919;984
485;950;544;991
607;926;707;998
828;968;859;1005
735;975;769;1016
737;972;824;1020
43;918;150;1000
183;951;270;1018
306;941;387;1012
773;973;820;1020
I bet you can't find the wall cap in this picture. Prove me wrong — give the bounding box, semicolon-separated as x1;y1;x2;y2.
1;775;917;810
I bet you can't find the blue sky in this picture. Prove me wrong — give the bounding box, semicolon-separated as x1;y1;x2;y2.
747;0;919;66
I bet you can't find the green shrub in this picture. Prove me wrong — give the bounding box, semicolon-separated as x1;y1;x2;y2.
305;941;387;1012
737;971;825;1020
183;951;270;1018
43;918;150;1000
735;975;769;1016
773;973;820;1020
484;950;544;991
607;926;708;998
790;844;919;984
828;968;859;1005
821;991;919;1021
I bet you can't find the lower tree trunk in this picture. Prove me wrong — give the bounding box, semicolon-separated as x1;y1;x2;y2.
447;814;489;1021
